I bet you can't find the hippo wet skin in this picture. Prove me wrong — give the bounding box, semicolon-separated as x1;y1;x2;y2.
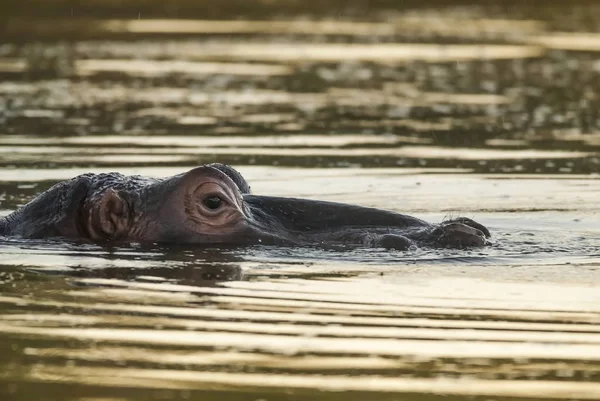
0;164;490;249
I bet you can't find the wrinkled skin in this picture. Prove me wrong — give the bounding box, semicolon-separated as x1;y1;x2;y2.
0;164;491;250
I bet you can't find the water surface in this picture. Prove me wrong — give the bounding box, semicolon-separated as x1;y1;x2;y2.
2;1;600;400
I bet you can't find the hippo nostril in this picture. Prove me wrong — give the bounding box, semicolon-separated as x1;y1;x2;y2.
443;217;491;238
433;222;487;248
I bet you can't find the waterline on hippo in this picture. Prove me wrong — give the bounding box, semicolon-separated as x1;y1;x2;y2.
0;164;490;250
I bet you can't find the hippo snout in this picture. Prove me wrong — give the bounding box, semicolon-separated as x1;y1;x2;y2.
432;222;488;248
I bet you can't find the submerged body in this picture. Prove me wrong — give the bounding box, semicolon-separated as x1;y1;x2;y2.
0;164;490;249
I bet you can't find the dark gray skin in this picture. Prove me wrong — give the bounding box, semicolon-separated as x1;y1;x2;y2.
0;164;490;250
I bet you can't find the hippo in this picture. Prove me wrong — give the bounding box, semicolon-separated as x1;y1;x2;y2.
0;163;490;249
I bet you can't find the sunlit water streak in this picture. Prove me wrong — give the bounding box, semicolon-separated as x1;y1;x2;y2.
70;41;544;64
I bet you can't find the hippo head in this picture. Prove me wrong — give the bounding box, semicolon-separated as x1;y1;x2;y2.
0;164;490;249
80;165;252;243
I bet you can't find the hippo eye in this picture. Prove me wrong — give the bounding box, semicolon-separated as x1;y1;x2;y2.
203;196;223;210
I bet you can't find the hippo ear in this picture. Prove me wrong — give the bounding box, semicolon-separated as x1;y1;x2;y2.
93;189;130;239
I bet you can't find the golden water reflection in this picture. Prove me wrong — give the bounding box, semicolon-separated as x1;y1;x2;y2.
3;269;600;399
3;2;600;400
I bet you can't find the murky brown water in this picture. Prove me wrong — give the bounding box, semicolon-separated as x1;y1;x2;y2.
2;1;600;400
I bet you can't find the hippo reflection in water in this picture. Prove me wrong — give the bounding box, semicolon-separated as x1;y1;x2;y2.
0;164;490;249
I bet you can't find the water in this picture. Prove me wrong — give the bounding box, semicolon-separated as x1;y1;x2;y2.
2;1;600;400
